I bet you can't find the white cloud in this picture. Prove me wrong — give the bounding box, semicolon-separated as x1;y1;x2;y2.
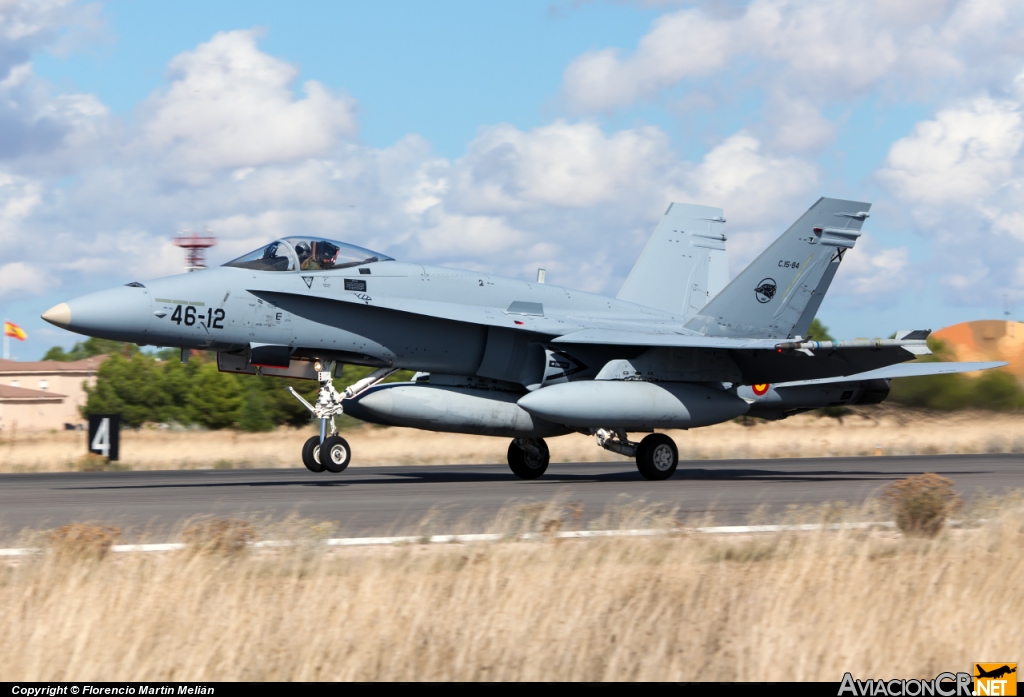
562;0;1022;114
873;77;1024;303
0;261;47;298
445;120;677;213
0;19;820;311
832;234;911;301
562;8;736;113
139;30;357;175
877;97;1023;206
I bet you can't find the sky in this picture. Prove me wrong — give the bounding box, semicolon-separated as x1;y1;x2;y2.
2;0;1024;359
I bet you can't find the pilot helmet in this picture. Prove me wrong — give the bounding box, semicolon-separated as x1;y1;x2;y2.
293;241;312;263
316;241;340;263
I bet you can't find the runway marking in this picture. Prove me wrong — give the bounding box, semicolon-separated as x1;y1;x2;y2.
0;521;899;556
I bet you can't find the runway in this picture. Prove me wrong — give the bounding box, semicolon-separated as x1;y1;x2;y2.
1;454;1021;539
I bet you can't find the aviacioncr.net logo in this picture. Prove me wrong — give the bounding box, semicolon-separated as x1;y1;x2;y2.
839;672;973;696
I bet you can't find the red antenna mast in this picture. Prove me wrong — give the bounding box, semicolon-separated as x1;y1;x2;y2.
173;228;217;272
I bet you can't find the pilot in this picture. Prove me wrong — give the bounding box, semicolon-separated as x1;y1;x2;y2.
313;241;340;269
294;241;314;269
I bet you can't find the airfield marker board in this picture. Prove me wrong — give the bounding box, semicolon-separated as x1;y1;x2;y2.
87;414;120;461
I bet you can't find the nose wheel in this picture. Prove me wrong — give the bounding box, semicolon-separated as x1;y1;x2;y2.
320;435;351;473
301;435;325;472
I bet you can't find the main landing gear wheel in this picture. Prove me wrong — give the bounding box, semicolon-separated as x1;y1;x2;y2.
507;438;550;480
301;435;325;473
636;434;678;481
321;435;352;473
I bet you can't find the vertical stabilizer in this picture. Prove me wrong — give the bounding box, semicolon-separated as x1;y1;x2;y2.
617;202;728;319
685;197;871;339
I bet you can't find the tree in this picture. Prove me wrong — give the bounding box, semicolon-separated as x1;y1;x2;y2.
81;350;417;430
187;363;243;429
43;337;139;361
238;383;276;432
807;318;835;342
82;354;166;428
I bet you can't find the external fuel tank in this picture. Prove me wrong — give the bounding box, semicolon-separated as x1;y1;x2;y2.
516;381;749;430
344;383;573;438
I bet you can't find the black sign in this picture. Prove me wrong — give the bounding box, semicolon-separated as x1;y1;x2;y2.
754;278;777;304
87;414;121;461
344;279;367;292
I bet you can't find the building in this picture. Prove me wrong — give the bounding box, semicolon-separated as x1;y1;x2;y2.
0;356;106;432
931;320;1024;385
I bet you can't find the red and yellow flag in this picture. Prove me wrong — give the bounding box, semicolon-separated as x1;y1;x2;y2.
3;321;26;341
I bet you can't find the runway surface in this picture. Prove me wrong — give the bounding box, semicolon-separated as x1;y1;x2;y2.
1;454;1022;539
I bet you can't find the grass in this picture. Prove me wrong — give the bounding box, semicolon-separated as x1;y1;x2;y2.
2;501;1022;681
2;405;1024;473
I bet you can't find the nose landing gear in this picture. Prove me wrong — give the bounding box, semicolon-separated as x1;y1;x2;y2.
289;362;397;474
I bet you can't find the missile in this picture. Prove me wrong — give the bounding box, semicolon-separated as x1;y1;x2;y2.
516;381;749;429
344;383;572;438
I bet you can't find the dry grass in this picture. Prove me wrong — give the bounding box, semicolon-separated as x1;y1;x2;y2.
883;473;963;537
182;518;257;556
46;523;121;561
2;504;1022;681
1;405;1023;472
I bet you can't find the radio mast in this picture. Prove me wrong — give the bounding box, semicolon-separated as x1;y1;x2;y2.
173;228;217;272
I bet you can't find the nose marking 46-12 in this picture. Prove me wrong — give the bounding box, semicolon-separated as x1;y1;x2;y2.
167;304;225;329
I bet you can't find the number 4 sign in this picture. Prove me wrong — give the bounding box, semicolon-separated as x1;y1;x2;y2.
87;414;121;461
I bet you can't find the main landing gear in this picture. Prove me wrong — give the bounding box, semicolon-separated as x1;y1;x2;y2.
289;362;397;474
507;438;550;479
506;431;680;481
596;429;679;480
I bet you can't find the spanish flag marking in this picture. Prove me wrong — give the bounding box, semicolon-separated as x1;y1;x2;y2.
752;383;769;396
4;321;27;341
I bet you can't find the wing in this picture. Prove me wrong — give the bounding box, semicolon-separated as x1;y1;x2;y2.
777;361;1007;386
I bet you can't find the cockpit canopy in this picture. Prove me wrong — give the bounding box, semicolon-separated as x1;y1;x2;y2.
223;237;394;272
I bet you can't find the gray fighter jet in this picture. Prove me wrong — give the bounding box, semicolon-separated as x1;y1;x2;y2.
42;198;1002;479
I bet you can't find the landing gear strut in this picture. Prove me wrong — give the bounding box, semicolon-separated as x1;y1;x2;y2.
289;362;397;473
507;438;550;479
595;429;679;480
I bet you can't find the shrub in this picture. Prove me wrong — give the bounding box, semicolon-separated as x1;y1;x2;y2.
882;473;962;537
48;524;121;560
183;518;257;556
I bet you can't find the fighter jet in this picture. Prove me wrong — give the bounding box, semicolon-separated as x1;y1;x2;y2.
42;198;1003;479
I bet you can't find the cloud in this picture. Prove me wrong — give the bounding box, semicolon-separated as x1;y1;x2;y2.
445;120;678;213
139;30;358;176
562;0;1024;113
0;261;47;298
0;15;819;314
877;97;1023;207
832;234;911;301
874;80;1024;304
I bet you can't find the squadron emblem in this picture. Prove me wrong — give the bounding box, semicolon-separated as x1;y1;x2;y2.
754;278;777;304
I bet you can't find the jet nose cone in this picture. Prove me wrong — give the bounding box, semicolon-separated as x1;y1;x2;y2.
45;286;152;341
41;303;72;328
